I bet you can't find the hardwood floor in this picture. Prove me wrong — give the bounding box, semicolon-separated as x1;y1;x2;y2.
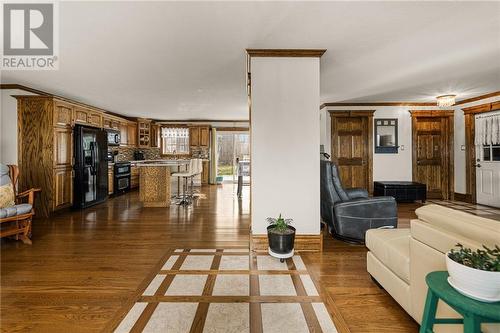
1;185;419;333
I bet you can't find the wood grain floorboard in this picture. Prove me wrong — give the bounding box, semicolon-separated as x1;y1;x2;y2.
1;185;420;333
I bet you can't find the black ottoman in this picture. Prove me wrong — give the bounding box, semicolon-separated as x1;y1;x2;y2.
373;181;426;203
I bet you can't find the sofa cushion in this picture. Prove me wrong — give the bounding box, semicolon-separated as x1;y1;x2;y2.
414;204;500;248
366;228;411;283
0;204;32;218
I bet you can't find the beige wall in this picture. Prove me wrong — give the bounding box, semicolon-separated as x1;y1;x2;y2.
322;95;500;194
1;89;38;165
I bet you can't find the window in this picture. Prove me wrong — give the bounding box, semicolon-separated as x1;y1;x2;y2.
161;127;189;155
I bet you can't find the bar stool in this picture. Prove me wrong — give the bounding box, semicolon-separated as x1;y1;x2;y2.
190;159;203;197
172;159;195;205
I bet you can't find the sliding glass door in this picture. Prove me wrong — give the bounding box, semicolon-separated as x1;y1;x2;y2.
216;132;250;183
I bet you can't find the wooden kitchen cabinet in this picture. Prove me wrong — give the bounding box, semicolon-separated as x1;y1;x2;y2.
189;126;200;146
108;166;114;195
150;123;160;148
199;127;209;147
54;101;73;126
202;160;209;184
130;165;139;189
119;122;128;146
53;167;73;210
73;107;102;128
137;119;151;148
103;116;120;130
88;112;102;127
73;107;89;124
128;123;138;147
189;126;210;147
53;127;73;167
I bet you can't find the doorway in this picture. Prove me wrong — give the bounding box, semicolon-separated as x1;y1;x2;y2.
410;110;454;200
475;112;500;207
330;110;374;193
216;131;250;183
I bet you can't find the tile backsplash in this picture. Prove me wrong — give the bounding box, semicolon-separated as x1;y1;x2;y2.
108;146;210;162
109;147;161;162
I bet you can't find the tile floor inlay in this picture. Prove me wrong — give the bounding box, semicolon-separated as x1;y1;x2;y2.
114;249;339;333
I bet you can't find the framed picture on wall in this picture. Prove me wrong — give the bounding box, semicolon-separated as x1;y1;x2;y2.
375;118;398;153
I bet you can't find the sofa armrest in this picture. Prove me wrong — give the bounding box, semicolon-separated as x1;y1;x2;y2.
345;188;369;200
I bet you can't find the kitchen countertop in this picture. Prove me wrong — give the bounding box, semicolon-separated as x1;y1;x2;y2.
133;160;190;167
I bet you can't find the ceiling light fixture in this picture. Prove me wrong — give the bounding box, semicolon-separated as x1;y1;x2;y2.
436;94;456;107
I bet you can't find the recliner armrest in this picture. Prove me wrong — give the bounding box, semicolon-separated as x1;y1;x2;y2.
345;188;369;200
334;196;397;220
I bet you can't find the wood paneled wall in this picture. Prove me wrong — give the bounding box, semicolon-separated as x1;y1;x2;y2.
17;97;55;217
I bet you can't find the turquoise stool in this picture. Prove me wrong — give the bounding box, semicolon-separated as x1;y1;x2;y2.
420;271;500;333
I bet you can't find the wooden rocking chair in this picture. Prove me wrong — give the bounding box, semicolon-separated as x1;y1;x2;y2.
0;164;41;244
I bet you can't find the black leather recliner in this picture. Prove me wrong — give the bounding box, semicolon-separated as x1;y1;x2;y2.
320;160;397;243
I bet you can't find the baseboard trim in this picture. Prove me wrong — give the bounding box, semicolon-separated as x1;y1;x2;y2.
454;192;472;203
251;232;323;253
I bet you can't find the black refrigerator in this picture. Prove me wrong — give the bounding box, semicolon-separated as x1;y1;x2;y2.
73;125;108;209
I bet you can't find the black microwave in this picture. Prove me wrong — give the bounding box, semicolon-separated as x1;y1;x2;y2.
107;130;120;146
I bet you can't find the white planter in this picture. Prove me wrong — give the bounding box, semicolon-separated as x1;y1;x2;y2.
446;252;500;302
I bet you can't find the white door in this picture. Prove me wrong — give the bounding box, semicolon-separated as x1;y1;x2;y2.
475;113;500;208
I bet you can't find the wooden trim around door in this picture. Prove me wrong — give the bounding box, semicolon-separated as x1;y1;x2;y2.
246;49;326;58
330;110;374;194
410;110;454;200
462;101;500;203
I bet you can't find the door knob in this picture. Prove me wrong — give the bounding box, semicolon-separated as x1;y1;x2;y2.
476;164;481;168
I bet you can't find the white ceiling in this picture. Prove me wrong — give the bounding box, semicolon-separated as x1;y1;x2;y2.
2;1;500;120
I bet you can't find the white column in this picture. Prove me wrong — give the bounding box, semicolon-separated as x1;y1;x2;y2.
250;55;321;235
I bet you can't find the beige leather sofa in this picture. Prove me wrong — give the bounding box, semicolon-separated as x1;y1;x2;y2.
366;204;500;333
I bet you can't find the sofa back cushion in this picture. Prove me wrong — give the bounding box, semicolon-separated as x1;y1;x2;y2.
413;204;500;251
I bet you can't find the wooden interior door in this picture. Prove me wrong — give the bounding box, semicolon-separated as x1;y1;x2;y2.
411;111;454;200
331;111;374;193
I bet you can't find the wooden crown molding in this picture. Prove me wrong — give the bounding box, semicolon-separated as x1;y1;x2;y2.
329;110;375;117
455;91;500;105
409;110;454;117
320;91;500;109
462;100;500;114
246;49;326;58
322;102;435;108
1;83;52;96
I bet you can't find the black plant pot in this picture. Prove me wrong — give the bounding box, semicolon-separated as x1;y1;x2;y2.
267;225;296;255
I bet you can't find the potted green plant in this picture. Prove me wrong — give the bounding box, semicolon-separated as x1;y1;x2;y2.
266;214;295;262
446;243;500;302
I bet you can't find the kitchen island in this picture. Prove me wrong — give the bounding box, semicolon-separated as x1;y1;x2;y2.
136;160;189;207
